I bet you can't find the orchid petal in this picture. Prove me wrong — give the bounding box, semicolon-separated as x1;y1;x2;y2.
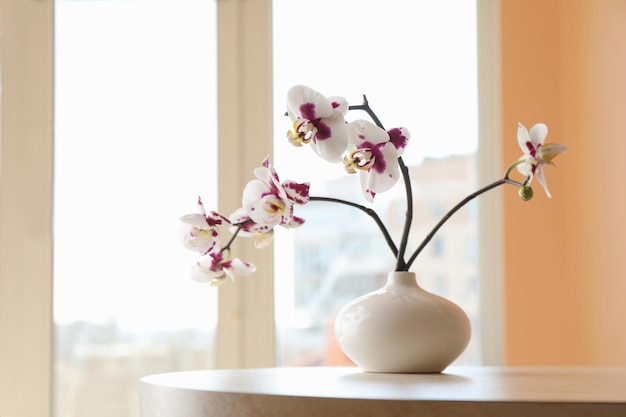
229;258;257;276
328;95;349;116
534;165;551;198
253;230;274;248
181;228;217;253
538;143;568;165
388;127;410;156
192;248;256;286
242;179;284;226
190;262;225;285
359;142;400;201
517;123;532;154
529;123;548;147
282;215;305;229
179;207;230;254
229;207;250;225
308;111;349;162
348;120;390;145
286;85;334;120
283;180;310;205
179;213;209;229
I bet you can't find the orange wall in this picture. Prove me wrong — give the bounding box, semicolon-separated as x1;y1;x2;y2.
501;0;626;365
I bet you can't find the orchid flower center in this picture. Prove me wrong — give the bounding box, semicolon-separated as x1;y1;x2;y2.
344;148;375;173
288;119;318;146
260;194;286;215
525;141;538;158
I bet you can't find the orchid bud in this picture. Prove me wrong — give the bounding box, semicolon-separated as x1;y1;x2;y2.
518;185;534;201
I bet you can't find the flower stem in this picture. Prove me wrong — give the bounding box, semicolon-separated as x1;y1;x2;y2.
349;96;414;270
349;95;384;128
404;176;523;270
394;157;412;271
309;196;399;257
221;224;244;252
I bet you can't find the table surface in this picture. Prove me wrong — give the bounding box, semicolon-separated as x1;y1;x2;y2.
140;366;626;417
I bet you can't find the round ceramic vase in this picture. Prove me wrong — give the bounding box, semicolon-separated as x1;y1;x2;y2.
334;271;471;373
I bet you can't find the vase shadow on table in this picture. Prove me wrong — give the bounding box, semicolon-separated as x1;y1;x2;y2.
338;369;473;397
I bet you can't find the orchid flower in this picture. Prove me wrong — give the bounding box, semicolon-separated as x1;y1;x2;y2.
179;197;229;254
229;207;303;249
242;156;310;227
516;123;568;198
344;120;410;202
286;85;350;162
190;246;256;286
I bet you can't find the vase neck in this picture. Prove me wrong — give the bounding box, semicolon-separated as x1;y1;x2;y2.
385;271;419;289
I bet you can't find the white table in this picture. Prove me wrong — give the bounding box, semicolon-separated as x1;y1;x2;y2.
140;366;626;417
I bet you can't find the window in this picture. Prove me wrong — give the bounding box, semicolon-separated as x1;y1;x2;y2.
272;0;483;367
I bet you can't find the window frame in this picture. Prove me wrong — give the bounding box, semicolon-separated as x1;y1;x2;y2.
215;0;275;369
0;1;54;416
0;1;501;415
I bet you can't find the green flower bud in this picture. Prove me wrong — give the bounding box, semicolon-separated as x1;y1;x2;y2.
518;185;534;201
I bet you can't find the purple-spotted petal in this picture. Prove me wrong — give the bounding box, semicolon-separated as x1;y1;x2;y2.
190;263;227;285
348;120;390;146
308;111;349;162
179;208;230;254
286;85;334;120
283;180;310;205
229;207;250;225
328;95;349;116
192;249;256;286
283;215;305;229
518;122;548;155
181;227;217;253
242;179;285;226
228;258;257;277
359;142;400;202
388;127;410;156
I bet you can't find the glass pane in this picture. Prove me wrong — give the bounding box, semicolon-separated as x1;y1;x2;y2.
273;0;480;366
53;1;217;416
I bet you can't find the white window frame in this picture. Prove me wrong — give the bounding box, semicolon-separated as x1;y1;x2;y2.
0;1;501;415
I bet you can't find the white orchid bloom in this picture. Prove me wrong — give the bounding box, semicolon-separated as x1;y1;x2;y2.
344;120;403;202
190;247;256;286
286;85;349;162
517;123;567;198
179;197;229;254
242;157;309;227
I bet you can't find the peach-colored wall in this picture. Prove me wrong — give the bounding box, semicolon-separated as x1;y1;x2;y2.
501;0;626;365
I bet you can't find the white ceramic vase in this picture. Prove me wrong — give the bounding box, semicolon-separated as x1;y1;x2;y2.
334;271;471;373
